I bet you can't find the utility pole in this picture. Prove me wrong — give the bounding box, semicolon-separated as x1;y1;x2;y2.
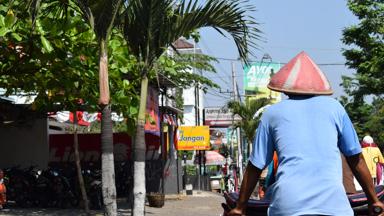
231;62;243;184
193;41;202;192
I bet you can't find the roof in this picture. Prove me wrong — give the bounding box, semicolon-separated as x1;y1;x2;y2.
157;73;178;88
160;105;183;114
173;38;194;49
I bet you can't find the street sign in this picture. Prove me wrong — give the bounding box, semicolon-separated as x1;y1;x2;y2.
204;107;241;127
176;126;210;150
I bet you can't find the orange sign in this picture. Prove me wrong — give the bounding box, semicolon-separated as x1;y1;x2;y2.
176;126;210;150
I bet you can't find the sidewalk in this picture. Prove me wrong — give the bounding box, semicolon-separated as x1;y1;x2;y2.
0;191;225;216
149;191;224;216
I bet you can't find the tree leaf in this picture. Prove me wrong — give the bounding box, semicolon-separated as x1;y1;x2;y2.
123;79;130;88
4;10;16;28
11;33;22;41
40;35;53;53
130;106;138;115
0;15;4;26
119;67;128;74
0;27;9;37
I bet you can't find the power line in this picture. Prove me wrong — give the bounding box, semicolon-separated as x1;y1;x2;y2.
263;45;342;52
199;37;234;89
205;90;232;99
212;56;347;66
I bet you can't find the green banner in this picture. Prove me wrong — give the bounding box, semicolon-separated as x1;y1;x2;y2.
244;62;282;100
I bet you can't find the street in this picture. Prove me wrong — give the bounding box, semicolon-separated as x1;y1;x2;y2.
0;191;224;216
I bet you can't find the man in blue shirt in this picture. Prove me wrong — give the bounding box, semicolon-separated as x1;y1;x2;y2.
228;52;384;216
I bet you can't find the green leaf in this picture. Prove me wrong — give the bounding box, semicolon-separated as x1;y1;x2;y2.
4;10;16;28
166;67;177;75
123;79;130;88
0;15;4;26
119;67;129;74
130;106;138;115
118;96;130;104
40;35;53;53
0;27;9;37
0;5;8;13
11;33;22;41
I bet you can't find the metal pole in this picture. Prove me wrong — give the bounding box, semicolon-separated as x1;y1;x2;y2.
160;90;165;194
232;62;243;183
195;78;201;192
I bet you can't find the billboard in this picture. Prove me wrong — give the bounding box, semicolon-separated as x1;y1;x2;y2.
176;126;210;150
244;62;282;102
204;107;241;127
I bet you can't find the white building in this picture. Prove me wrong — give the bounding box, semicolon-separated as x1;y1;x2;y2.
172;38;204;126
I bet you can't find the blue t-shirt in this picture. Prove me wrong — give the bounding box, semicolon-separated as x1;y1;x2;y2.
249;95;361;216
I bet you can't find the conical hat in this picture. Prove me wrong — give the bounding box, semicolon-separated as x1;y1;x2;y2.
267;51;333;95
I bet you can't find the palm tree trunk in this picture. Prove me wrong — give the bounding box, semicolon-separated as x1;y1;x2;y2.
73;112;90;214
133;75;149;216
247;141;252;159
99;39;117;216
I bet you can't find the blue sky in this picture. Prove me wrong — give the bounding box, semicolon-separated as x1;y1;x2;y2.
197;0;359;107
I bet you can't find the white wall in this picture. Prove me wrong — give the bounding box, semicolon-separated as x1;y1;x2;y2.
0;118;48;168
183;105;195;126
183;87;195;106
182;87;204;126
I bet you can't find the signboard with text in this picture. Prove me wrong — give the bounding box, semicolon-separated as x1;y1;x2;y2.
204;107;241;127
244;62;282;102
176;126;210;150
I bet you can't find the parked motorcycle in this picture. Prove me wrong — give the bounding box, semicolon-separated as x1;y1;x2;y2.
82;168;103;210
49;169;79;208
4;166;35;208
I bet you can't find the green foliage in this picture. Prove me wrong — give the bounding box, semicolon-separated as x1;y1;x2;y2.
157;53;219;91
364;99;384;143
185;165;197;176
227;98;270;146
123;0;260;72
0;1;140;120
342;0;384;97
0;1;223;131
341;0;384;146
178;150;193;160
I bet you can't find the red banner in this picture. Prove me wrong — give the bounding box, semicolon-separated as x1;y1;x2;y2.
49;133;160;162
145;87;160;134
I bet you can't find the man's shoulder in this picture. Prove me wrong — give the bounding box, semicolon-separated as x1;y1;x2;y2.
263;96;344;114
314;95;340;103
316;96;346;112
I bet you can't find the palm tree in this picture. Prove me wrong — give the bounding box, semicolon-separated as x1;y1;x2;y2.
28;1;123;215
227;98;270;159
122;0;261;215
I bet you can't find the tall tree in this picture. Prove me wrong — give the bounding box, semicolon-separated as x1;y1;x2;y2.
122;0;260;215
75;2;123;214
26;0;123;215
341;0;384;144
227;98;270;158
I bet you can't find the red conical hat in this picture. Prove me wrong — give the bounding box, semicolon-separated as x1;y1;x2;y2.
267;51;333;95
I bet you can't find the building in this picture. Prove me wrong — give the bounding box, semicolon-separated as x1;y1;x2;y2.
171;38;204;127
